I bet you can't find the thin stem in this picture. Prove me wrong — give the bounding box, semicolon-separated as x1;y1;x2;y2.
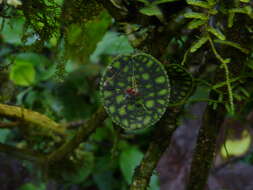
0;143;46;163
47;107;107;163
208;35;234;115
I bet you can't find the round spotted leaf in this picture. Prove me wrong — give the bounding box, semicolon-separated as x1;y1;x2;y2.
100;53;170;130
166;64;193;105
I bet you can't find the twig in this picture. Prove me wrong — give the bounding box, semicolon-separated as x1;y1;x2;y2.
0;142;46;163
0;121;20;128
47;106;107;163
62;120;86;129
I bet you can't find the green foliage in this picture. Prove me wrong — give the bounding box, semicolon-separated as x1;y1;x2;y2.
19;183;45;190
64;11;112;63
120;146;143;184
190;36;208;53
1;17;25;44
1;0;253;189
10;59;36;86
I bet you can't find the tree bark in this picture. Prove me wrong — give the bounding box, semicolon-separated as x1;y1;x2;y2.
186;92;226;190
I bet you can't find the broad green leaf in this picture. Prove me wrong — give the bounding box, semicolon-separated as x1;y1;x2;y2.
10;53;54;82
1;17;25;44
65;11;112;64
148;174;160;190
120;147;143;184
10;60;36;86
190;36;208;53
221;130;251;158
90;31;134;62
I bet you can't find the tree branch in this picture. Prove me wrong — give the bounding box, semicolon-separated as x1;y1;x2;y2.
0;103;66;136
186;92;226;190
47;106;107;163
0;121;20;128
130;107;182;190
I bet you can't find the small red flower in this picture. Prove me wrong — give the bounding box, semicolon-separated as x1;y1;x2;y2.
125;88;139;96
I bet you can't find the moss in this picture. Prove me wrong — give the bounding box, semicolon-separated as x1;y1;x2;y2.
21;0;60;50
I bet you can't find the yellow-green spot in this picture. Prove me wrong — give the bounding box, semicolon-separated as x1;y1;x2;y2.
180;91;187;97
118;82;125;87
115;116;120;122
157;108;163;113
122;119;129;126
146;100;154;108
123;66;129;72
158;99;166;104
119;106;126;115
128;105;134;111
107;80;114;86
116;95;124;104
148;93;155;97
153;114;159;119
137;117;143;120
136;124;142;128
109;106;115;113
147;60;153;67
113;62;121;69
155;76;166;84
131;124;137;128
143;116;151;125
122;57;129;61
142;73;149;80
185;81;192;85
104;91;112;98
158;89;167;95
146;84;152;89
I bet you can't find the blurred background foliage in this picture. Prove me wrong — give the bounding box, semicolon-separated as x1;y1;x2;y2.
0;0;253;190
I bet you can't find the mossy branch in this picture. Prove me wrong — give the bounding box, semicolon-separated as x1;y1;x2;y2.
0;105;107;165
0;103;66;135
186;92;225;190
47;106;107;163
130;107;182;190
